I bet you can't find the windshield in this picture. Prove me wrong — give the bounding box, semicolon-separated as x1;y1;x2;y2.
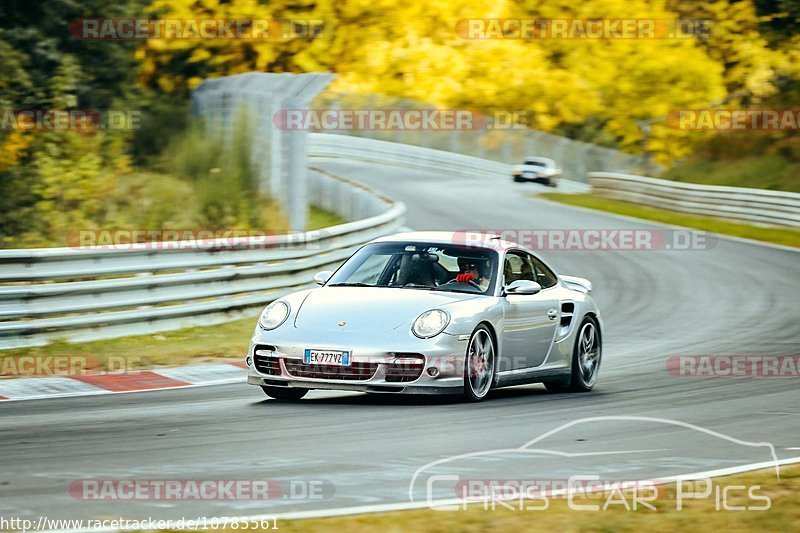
327;242;499;294
524;159;548;167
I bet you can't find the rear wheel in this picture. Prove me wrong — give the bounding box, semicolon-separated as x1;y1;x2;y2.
261;386;308;400
462;325;496;402
545;316;601;393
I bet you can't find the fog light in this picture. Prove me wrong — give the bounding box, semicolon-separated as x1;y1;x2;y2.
246;356;252;367
427;367;439;377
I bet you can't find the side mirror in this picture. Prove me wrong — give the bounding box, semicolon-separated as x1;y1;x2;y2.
505;280;542;295
313;270;333;286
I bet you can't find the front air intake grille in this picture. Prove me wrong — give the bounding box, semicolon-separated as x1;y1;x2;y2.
284;360;378;381
253;345;281;375
385;354;425;383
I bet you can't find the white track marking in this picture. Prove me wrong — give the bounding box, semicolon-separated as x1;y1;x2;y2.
42;456;800;533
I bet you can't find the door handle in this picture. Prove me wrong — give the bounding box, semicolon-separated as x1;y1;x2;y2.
547;308;558;320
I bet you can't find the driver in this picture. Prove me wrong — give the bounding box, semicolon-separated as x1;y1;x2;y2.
455;258;490;291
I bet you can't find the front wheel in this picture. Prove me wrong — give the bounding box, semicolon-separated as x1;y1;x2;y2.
462;325;496;402
261;386;308;400
545;316;601;393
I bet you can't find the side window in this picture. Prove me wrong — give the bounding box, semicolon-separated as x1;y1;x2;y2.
529;255;558;289
504;251;536;284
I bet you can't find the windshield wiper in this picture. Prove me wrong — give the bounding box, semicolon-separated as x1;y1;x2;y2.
328;282;374;287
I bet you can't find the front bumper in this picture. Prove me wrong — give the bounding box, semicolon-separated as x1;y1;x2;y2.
513;173;554;185
246;327;468;395
247;374;463;395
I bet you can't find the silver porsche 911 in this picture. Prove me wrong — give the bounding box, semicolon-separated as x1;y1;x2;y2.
246;231;603;402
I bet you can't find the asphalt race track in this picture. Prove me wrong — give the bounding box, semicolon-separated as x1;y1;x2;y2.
1;160;799;521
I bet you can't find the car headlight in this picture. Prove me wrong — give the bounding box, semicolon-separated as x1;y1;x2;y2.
412;309;450;339
259;301;290;330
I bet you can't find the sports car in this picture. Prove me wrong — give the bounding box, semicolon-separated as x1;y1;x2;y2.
246;231;602;401
511;156;562;186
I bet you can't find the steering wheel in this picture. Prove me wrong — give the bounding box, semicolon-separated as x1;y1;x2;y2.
448;277;483;290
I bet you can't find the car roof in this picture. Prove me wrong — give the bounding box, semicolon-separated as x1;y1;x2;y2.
371;231;521;251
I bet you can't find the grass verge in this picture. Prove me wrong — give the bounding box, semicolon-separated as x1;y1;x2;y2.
662;155;800;193
308;206;347;230
248;465;800;532
540;193;800;249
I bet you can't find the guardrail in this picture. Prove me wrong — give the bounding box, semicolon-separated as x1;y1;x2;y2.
589;172;800;228
0;170;405;349
308;133;591;193
308;132;511;179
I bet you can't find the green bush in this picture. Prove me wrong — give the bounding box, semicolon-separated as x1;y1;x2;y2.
130;94;190;167
0;113;290;248
163;115;279;230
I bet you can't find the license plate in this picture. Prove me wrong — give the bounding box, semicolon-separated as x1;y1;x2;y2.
304;349;351;366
